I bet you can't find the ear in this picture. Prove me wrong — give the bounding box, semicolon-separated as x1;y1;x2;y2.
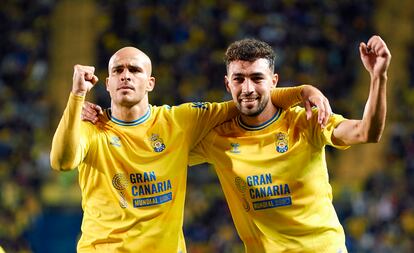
146;77;155;92
271;73;279;88
106;77;109;91
224;76;231;92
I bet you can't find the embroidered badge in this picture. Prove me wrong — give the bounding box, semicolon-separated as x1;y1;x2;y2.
150;134;166;152
275;132;288;153
230;143;241;153
109;136;121;147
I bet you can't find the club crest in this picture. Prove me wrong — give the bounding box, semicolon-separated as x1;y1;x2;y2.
275;132;288;153
150;134;166;152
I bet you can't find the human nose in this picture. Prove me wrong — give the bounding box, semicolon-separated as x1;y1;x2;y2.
242;79;254;94
120;69;131;82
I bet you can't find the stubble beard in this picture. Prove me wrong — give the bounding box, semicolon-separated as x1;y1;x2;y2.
237;96;268;117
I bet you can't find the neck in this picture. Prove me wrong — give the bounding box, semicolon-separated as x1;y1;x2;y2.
240;103;278;126
110;99;149;122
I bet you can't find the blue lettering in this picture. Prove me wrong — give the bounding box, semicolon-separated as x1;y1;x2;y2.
149;171;156;181
284;184;290;194
265;174;272;184
273;185;280;195
247;176;253;186
132;185;138;196
249;188;255;199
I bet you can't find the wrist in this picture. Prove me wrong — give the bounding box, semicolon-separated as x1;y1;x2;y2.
71;90;86;97
371;72;388;82
299;84;308;99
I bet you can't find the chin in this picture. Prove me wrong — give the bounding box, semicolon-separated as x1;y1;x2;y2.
240;108;259;117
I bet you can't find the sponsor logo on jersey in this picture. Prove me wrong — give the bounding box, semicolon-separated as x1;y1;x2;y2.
150;134;166;152
245;173;292;210
235;176;250;211
112;171;174;208
130;171;173;207
109;136;121;147
275;132;288;153
191;102;208;110
112;173;129;208
230;143;241;153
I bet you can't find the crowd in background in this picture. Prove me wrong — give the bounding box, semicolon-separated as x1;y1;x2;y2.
0;1;53;252
0;0;413;252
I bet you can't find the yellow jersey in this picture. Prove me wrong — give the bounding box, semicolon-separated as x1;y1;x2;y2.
51;94;236;252
190;106;349;253
50;87;303;252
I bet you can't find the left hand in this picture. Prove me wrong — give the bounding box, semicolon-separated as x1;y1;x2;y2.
81;101;104;124
359;35;391;77
301;85;332;128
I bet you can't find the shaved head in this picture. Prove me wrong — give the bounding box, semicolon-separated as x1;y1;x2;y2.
108;47;153;76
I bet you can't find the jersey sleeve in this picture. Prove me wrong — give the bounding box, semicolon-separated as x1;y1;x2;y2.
188;131;217;166
173;101;237;150
188;147;208;167
50;93;93;171
321;114;350;149
303;108;349;150
271;86;304;109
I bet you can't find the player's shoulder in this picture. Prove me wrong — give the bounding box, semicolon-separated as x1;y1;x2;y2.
286;105;307;115
212;119;239;136
152;102;214;112
285;106;312;121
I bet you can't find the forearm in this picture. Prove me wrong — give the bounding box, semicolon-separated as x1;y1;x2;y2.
50;93;85;171
361;73;387;142
270;85;304;109
333;74;387;145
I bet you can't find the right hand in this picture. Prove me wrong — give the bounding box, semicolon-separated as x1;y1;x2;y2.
72;64;99;96
301;85;332;129
81;101;104;124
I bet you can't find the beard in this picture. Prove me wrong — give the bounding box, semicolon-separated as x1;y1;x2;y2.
237;95;268;117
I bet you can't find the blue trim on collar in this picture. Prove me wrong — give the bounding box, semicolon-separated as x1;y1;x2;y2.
237;108;282;131
107;106;151;126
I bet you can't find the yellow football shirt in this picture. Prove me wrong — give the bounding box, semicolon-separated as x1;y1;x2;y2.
51;94;236;252
50;87;303;252
190;106;349;253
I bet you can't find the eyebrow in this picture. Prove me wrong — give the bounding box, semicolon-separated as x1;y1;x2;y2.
111;64;142;71
232;72;265;77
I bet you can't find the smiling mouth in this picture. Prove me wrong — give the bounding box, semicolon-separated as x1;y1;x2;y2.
240;98;257;103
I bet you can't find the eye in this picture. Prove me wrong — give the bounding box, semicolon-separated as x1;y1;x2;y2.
252;77;264;82
233;77;244;83
128;66;142;73
113;68;123;74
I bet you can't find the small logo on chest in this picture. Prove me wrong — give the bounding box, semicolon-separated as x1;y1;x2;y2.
109;136;121;147
275;132;288;153
230;143;241;153
150;134;166;152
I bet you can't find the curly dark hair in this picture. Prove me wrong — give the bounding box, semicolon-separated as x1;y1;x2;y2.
224;38;275;72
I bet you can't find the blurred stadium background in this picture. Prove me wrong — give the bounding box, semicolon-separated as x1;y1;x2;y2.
1;0;414;252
